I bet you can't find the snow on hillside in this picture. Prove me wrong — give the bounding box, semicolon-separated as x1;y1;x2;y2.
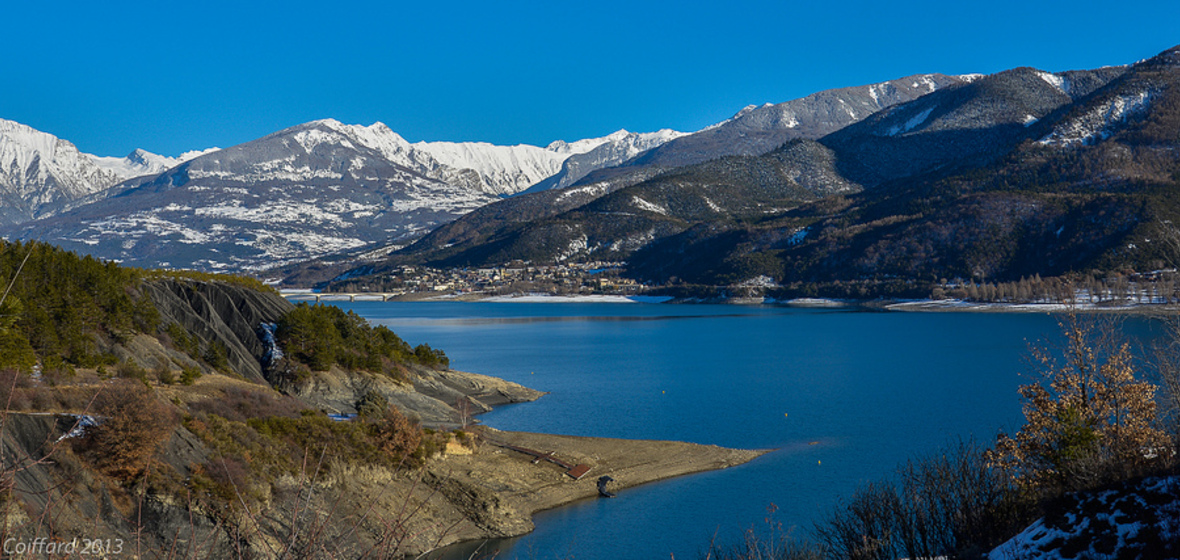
545;129;631;155
90;147;220;181
0;118;120;202
414;140;566;195
285;119;684;197
535;128;688;191
1039;89;1157;147
887;107;935;136
989;475;1180;559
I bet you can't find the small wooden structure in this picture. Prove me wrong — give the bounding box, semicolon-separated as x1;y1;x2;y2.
495;442;592;480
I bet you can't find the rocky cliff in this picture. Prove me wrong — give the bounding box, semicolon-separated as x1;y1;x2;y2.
140;279;293;384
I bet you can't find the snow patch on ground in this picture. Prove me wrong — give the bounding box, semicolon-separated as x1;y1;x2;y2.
787;228;809;246
737;275;780;288
910;76;939;91
1037;71;1069;94
887;107;934;136
85;214;212;244
868;84;885;105
555;182;611;204
989;475;1180;560
55;415;100;442
195;199;359;228
557;234;589;261
1040;90;1155;147
631;196;669;215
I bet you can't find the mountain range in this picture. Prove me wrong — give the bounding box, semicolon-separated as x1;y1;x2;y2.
0;70;957;274
5;45;1178;293
362;46;1180;297
0;118;685;271
0;118;217;225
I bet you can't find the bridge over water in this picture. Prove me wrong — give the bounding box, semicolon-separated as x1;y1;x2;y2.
281;292;405;302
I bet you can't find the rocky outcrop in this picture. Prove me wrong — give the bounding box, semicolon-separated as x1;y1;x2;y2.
135;278;540;426
140;279;293;383
286;365;545;428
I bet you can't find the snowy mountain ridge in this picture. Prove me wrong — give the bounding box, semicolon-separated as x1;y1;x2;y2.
0;115;690;271
90;147;221;182
524;128;688;193
299;118;684;196
0;118;220;225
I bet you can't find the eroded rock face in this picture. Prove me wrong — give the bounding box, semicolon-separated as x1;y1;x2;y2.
137;278;542;427
140;279;293;383
286;365;544;428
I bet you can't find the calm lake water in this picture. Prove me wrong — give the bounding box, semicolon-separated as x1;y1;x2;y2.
326;301;1163;560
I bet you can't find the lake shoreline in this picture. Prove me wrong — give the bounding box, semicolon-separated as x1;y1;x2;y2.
292;289;1179;314
417;427;769;555
337;291;1179;315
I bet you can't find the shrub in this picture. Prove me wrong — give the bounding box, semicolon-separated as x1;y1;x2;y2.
990;315;1175;493
203;340;230;372
0;370;33;410
818;440;1034;560
165;322;199;357
154;365;175;385
702;504;825;560
180;365;202;385
367;406;422;464
75;381;178;480
116;360;147;381
190;386;307;423
356;390;390;419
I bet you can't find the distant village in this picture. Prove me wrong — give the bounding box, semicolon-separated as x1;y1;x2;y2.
320;261;648;300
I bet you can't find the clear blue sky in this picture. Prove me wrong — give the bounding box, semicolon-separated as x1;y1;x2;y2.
4;0;1178;157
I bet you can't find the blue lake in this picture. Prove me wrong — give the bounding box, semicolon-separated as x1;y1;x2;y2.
327;301;1163;560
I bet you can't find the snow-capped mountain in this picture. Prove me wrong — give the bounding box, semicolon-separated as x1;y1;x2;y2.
0;118;215;225
270;119;684;197
619;73;969;172
381;53;1157;278
90;147;220;182
523;129;687;193
413;139;566;196
1;119;129;224
7;119;504;272
1;116;688;273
